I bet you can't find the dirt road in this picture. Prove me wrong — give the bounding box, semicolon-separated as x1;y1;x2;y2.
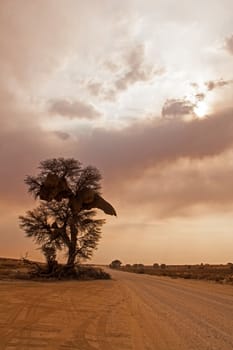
0;269;233;350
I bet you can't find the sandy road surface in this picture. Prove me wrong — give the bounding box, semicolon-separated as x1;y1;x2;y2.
0;269;233;350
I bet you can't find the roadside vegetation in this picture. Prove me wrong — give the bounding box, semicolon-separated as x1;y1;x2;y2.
110;261;233;285
0;257;110;281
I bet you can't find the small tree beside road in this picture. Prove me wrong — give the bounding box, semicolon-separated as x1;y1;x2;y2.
109;260;122;269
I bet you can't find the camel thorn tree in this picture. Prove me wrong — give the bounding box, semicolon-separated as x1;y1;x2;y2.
19;158;116;275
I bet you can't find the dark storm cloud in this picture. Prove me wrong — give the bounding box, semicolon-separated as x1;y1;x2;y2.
74;107;233;218
121;155;233;218
79;108;233;182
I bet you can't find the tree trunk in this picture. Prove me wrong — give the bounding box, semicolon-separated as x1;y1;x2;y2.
67;222;77;267
67;245;76;267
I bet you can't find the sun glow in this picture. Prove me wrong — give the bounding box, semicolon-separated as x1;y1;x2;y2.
194;101;208;118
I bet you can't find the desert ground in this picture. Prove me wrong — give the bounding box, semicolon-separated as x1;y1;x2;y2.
0;266;233;350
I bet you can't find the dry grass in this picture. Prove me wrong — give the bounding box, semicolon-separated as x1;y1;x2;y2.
118;263;233;284
0;257;110;281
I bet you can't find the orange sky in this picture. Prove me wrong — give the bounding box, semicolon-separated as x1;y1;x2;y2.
0;1;233;265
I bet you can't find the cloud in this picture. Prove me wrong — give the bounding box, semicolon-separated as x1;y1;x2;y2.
0;1;233;264
205;79;233;91
0;90;74;211
85;44;164;101
195;93;205;102
0;2;84;208
2;99;233;221
76;106;233;218
118;154;233;218
115;45;154;90
53;131;70;140
104;61;119;72
0;109;73;208
79;107;233;184
161;98;195;118
48;99;101;120
225;34;233;55
0;2;82;86
86;82;103;97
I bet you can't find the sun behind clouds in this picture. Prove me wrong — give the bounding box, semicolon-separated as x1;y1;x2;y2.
194;101;209;118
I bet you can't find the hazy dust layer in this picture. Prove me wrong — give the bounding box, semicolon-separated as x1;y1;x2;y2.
0;269;233;350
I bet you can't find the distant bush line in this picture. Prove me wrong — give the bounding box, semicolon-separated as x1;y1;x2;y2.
110;261;233;285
